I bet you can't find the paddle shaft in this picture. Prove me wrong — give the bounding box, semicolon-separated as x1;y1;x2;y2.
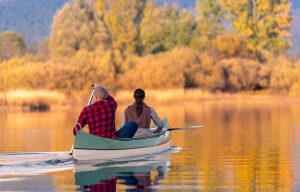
70;88;95;155
166;126;203;132
87;89;95;106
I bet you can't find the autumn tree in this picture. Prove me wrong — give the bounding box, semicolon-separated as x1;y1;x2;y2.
211;34;255;59
0;31;28;60
140;2;194;55
219;0;292;61
191;0;224;50
49;0;110;56
97;0;146;55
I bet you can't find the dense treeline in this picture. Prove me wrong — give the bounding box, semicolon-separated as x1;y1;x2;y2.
1;0;300;97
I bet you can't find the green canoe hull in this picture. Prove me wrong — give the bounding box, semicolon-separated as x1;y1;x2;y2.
73;120;171;160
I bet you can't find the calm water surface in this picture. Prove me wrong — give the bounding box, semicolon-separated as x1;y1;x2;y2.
0;101;300;191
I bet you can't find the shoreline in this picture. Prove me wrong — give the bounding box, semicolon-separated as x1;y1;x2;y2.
0;89;300;111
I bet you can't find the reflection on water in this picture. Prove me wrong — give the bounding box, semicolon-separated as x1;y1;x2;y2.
75;152;171;191
0;101;300;191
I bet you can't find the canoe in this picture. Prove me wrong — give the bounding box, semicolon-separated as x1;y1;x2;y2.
72;120;171;161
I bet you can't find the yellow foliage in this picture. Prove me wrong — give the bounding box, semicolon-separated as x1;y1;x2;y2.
119;47;220;90
0;49;117;93
211;34;255;59
194;52;225;91
1;47;300;103
118;49;186;89
220;58;270;91
269;56;298;92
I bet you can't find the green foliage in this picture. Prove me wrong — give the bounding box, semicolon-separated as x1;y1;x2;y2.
49;0;110;56
0;31;28;60
140;3;194;55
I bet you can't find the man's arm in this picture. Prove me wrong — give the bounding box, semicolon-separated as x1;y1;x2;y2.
106;94;118;110
73;108;87;135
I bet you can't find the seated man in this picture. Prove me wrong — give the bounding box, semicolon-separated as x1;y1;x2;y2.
73;85;137;138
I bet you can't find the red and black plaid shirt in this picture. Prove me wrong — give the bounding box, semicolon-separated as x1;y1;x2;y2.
73;95;117;138
82;178;117;192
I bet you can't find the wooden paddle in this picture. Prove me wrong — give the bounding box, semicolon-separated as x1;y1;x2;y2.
69;85;95;156
166;125;203;132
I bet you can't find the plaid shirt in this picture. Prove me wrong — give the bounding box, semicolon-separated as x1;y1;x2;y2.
73;95;117;138
82;178;117;192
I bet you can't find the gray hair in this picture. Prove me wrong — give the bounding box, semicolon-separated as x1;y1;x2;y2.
93;85;108;100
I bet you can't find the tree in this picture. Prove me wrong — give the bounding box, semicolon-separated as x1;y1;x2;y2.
211;34;255;59
191;0;224;50
49;0;110;56
219;0;292;61
0;31;28;60
97;0;146;55
140;2;194;55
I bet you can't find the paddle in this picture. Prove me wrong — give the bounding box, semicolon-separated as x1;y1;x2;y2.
69;85;95;156
166;125;203;132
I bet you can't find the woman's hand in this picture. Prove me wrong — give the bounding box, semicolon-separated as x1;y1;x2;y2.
153;127;163;134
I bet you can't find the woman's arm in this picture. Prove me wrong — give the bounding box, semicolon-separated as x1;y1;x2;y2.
151;108;164;133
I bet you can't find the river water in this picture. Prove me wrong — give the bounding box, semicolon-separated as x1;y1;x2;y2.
0;101;300;191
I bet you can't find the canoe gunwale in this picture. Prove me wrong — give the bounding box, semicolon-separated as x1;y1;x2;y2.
73;141;172;160
73;139;170;151
74;131;170;150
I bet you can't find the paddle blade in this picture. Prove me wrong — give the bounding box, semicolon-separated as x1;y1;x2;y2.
167;125;203;132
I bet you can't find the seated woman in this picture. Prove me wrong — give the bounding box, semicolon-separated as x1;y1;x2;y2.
120;88;163;138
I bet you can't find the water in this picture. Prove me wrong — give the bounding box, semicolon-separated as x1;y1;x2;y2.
0;101;300;191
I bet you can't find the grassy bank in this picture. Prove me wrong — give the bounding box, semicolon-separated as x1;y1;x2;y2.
0;89;299;111
115;89;300;105
0;90;67;111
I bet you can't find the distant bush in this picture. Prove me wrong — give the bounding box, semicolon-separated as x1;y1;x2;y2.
1;47;300;97
193;52;225;91
118;48;186;89
0;49;117;93
118;47;226;90
220;58;271;91
118;47;259;91
269;57;299;93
